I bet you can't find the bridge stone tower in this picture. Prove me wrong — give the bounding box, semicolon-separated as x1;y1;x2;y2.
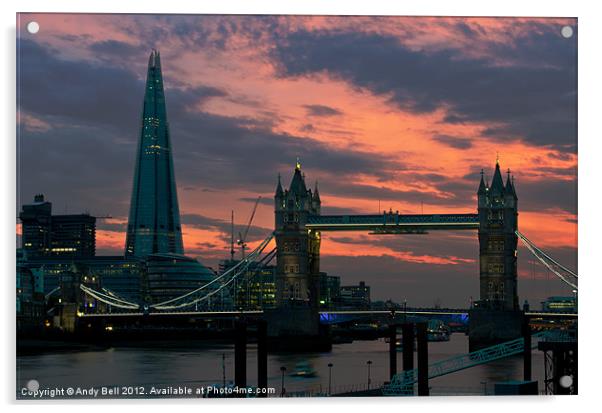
267;160;323;340
470;160;522;350
477;160;519;310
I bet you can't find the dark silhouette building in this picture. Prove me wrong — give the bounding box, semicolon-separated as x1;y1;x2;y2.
19;194;96;258
268;160;322;336
469;160;521;350
274;160;321;309
340;280;371;309
319;272;340;308
125;50;184;257
476;160;519;310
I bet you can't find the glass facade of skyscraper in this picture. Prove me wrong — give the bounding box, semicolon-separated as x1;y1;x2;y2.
125;50;184;257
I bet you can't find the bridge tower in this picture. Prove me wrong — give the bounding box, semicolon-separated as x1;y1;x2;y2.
268;160;323;340
471;160;521;349
477;160;519;310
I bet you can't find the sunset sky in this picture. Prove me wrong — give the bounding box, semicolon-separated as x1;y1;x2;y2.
16;14;577;306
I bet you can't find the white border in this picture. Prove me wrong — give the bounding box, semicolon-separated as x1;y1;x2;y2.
2;1;601;413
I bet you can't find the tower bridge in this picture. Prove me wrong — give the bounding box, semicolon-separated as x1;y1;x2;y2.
74;158;576;350
268;158;524;349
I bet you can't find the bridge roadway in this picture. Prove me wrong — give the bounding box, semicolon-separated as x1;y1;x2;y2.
78;309;577;318
305;213;480;233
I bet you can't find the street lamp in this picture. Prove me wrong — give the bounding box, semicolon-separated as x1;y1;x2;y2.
280;366;287;397
328;363;334;395
367;360;372;390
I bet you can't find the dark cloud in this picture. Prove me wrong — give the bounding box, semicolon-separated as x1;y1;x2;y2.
271;28;577;151
89;40;145;61
97;221;127;232
514;178;577;215
432;135;473;150
303;104;343;117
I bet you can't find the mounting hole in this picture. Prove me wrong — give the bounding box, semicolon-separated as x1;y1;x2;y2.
561;26;573;39
559;375;573;388
27;21;40;34
27;379;40;392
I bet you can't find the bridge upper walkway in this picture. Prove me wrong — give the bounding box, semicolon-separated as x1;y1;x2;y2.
306;213;479;232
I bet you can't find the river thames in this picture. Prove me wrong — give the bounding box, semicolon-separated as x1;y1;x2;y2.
17;333;546;398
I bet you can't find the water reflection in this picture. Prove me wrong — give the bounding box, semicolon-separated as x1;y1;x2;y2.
17;334;544;397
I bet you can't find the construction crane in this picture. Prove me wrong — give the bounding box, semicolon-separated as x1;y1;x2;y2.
237;196;261;259
230;210;235;262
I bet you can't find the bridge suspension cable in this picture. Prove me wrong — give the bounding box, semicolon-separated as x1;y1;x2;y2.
516;231;577;291
80;283;140;310
150;233;275;311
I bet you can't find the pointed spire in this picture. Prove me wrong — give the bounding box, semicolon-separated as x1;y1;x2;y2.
505;171;517;199
477;169;487;195
154;49;161;69
314;180;321;202
275;173;284;197
289;166;307;195
148;49;160;68
490;159;505;195
289;158;307;195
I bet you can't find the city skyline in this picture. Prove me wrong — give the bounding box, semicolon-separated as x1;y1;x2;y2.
17;14;577;306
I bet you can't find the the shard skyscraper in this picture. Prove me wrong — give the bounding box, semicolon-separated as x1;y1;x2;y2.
125;50;184;257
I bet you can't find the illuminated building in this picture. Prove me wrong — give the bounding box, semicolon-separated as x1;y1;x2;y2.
24;256;145;305
541;296;577;313
220;260;277;310
19;194;96;258
125;50;184;257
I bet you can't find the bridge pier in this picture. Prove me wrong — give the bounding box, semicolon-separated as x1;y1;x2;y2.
416;322;429;396
257;320;268;396
523;317;532;381
468;309;524;351
388;324;397;379
401;323;414;371
234;320;247;389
